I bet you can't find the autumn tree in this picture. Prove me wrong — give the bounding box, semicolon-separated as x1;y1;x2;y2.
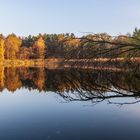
18;47;32;59
5;34;22;59
0;34;5;60
32;36;46;59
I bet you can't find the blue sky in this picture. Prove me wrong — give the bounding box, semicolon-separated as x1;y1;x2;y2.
0;0;140;36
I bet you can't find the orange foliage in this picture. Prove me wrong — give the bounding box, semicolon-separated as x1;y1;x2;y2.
4;34;22;59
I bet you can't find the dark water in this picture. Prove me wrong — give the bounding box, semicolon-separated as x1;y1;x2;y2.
0;67;140;140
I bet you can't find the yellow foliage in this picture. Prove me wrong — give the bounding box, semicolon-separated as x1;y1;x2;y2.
0;37;4;60
5;34;22;59
57;34;65;41
34;37;45;48
33;37;46;59
65;39;80;47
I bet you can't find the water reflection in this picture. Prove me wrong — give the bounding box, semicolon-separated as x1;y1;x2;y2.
0;66;140;105
0;66;140;140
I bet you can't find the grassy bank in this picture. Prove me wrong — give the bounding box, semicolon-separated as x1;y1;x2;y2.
0;59;45;67
0;58;139;70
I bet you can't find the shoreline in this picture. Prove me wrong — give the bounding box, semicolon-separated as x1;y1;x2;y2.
0;58;139;70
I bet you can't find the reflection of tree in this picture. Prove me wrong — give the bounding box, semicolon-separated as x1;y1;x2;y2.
0;67;4;91
0;67;139;105
57;69;140;105
18;67;46;91
59;89;140;106
5;67;22;92
34;68;45;91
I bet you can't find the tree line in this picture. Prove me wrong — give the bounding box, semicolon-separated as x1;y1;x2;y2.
0;28;140;60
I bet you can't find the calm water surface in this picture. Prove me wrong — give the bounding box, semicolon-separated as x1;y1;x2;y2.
0;67;140;140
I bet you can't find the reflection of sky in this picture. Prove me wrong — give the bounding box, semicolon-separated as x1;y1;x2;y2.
0;0;140;36
0;89;140;139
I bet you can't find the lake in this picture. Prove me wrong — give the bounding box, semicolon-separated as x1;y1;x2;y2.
0;67;140;140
